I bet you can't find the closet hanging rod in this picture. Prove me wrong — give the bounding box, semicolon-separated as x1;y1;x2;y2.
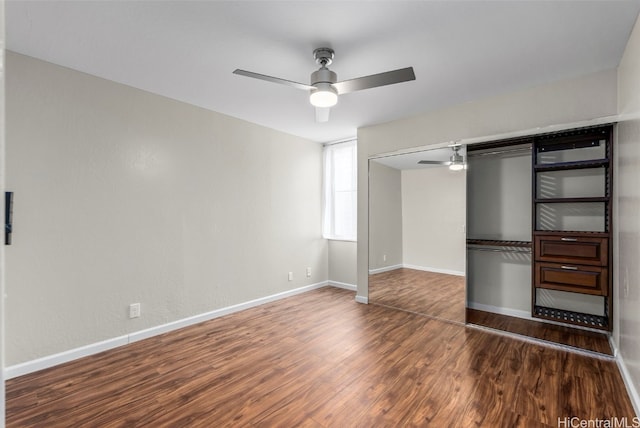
467;146;532;158
467;247;532;254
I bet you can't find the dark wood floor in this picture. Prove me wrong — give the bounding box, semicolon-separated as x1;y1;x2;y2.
467;308;614;356
369;268;465;323
370;268;611;355
6;286;636;427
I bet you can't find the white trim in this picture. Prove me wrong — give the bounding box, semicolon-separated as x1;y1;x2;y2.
610;339;640;417
323;137;357;147
5;335;130;380
617;111;640;122
368;264;403;275
327;281;357;291
368;264;465;276
4;281;328;379
467;301;532;320
402;264;465;277
616;352;640;418
355;295;368;304
367;115;620;161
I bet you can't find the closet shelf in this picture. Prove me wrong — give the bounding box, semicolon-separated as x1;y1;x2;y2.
532;124;613;331
532;230;609;237
466;239;531;248
534;197;609;204
534;158;609;172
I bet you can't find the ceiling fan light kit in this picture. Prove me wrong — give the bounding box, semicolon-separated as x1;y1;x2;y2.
309;85;338;108
233;47;415;122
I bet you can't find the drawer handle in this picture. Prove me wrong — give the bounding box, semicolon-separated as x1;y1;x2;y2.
561;237;578;242
561;265;579;270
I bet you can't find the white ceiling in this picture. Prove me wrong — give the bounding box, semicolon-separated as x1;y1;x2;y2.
6;1;640;143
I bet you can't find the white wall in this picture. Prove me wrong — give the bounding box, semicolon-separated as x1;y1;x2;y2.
368;161;403;271
401;167;465;275
358;68;618;301
5;52;328;366
615;12;640;414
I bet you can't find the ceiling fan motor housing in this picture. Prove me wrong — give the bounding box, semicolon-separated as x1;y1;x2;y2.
311;67;337;86
313;47;334;67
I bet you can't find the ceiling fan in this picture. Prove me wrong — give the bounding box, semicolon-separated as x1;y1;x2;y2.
233;47;416;122
418;144;466;171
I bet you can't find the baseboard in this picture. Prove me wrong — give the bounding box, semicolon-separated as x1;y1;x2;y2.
355;295;368;304
4;281;329;380
5;335;130;380
368;264;402;275
467;301;532;320
327;280;357;291
612;342;640;417
402;264;465;277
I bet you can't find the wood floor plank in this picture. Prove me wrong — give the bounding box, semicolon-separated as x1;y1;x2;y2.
467;308;613;355
369;268;466;323
6;286;636;427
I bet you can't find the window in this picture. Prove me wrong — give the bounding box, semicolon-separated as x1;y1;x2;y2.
323;140;357;241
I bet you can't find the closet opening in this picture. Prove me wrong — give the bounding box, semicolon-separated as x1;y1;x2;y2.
465;125;614;356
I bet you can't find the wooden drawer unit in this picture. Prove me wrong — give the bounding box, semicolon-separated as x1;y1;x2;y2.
535;262;608;296
534;234;608;266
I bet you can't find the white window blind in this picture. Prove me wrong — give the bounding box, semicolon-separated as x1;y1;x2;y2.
323;140;357;241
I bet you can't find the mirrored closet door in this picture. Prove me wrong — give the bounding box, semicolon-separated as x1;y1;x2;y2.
368;146;467;324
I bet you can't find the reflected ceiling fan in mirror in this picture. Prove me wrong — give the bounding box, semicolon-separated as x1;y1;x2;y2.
233;48;416;122
418;144;466;171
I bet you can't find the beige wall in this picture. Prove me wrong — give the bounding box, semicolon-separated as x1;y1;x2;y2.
5;52;328;365
368;161;403;271
615;12;640;414
328;240;357;288
466;150;532;315
401;167;465;275
358;68;618;301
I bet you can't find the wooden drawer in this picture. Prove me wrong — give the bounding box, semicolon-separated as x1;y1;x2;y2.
535;262;608;296
534;234;608;266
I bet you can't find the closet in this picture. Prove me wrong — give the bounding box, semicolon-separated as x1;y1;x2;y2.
466;124;614;332
532;126;613;330
466;139;533;318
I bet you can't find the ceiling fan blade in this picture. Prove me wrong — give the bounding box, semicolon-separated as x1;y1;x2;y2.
333;67;415;95
233;69;314;91
418;160;452;165
315;107;330;123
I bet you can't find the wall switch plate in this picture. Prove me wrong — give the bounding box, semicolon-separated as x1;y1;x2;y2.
288;272;293;281
306;267;311;278
129;303;141;318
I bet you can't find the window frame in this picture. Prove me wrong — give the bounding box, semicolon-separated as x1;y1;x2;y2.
322;140;357;242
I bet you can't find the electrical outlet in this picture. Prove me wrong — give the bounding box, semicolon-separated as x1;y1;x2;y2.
383;254;387;262
306;267;311;278
288;272;293;281
129;303;141;319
